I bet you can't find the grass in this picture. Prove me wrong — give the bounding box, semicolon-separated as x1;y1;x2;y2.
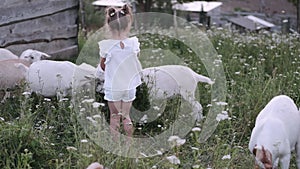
1;27;300;169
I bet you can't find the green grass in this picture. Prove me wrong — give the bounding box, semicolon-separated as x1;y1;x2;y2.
1;27;300;168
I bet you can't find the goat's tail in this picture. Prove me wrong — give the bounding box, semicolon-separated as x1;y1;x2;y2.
194;72;214;85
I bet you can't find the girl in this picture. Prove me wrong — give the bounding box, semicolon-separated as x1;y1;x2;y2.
98;4;142;142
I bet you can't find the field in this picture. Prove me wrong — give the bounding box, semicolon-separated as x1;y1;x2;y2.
1;24;300;169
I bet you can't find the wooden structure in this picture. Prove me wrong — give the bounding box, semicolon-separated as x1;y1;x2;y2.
0;0;79;60
228;15;275;32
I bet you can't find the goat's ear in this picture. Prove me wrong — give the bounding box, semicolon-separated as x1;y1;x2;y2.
34;50;51;59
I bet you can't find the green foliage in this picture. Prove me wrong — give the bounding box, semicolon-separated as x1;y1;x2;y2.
1;28;300;168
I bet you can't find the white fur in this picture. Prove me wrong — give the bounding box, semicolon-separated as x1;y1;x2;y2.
249;95;300;169
20;60;96;99
0;59;31;90
19;49;51;63
96;64;213;119
0;48;50;63
0;48;18;60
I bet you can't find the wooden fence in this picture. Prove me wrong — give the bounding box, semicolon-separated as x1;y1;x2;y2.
0;0;79;60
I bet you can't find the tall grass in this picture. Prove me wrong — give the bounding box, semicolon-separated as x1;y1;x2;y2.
1;28;300;168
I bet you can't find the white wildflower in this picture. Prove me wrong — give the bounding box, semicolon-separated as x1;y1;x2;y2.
66;146;77;151
192;127;201;132
92;102;102;108
81;139;88;143
191;147;199;150
153;106;160;110
81;99;94;103
222;154;231;160
44;98;51;101
86;116;97;124
168;135;186;147
22;91;31;96
166;155;180;165
92;114;101;119
216;111;230;122
192;165;200;168
0;117;4;121
215;101;228;106
156;150;163;155
59;98;69;102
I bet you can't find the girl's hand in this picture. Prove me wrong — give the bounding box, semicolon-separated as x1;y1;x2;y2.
100;58;106;71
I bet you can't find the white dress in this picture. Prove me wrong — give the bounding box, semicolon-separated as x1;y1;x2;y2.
98;36;142;101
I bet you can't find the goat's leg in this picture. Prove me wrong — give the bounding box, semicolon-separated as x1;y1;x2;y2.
296;142;300;168
280;154;291;169
1;91;10;103
186;98;203;121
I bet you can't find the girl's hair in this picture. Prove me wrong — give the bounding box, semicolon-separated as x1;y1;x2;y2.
105;4;133;33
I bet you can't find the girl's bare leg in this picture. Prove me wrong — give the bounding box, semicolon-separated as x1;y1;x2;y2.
108;101;122;142
120;101;134;138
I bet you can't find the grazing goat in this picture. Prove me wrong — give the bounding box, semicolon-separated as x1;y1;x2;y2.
0;50;49;102
249;95;300;169
96;64;213;120
18;60;96;99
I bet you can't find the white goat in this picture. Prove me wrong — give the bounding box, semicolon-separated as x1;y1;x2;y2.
0;48;50;62
19;49;51;63
0;50;50;102
18;60;96;99
96;64;213;120
142;65;213;119
249;95;300;169
0;48;18;60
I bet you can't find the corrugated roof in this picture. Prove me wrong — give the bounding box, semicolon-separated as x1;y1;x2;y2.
92;0;126;7
228;15;275;31
172;1;222;12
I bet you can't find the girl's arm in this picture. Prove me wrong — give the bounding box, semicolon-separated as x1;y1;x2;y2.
100;57;106;71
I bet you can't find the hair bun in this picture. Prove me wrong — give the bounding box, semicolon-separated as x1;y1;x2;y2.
121;4;130;15
107;7;116;17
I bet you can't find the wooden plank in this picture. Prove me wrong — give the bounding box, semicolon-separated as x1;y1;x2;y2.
6;38;78;60
0;0;78;26
0;9;78;47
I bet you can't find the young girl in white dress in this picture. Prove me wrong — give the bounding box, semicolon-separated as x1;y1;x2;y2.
98;4;142;141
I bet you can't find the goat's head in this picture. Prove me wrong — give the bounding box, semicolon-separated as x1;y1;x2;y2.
20;49;51;63
253;145;273;169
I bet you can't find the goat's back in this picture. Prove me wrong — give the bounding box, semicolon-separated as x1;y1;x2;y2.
0;59;30;89
255;95;300;148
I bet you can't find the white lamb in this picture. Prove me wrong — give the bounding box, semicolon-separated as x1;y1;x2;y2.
18;60;97;99
96;64;213;120
19;49;51;63
0;48;50;62
248;95;300;169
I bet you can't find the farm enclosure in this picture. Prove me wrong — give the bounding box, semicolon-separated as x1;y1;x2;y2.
0;0;79;60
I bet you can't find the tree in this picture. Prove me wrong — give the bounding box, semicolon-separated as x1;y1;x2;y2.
288;0;300;33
